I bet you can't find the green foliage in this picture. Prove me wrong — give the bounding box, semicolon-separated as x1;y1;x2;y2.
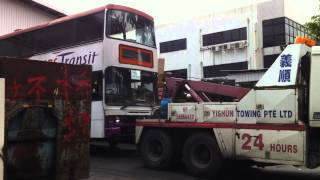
305;15;320;38
305;1;320;38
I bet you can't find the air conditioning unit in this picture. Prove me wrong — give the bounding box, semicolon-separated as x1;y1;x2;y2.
238;41;245;49
215;45;220;52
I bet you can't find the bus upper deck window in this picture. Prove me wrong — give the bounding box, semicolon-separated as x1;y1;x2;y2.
106;10;156;47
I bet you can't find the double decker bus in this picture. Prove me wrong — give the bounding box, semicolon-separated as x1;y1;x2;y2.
0;4;158;145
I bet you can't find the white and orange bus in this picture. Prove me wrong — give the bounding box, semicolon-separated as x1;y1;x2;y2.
0;4;158;145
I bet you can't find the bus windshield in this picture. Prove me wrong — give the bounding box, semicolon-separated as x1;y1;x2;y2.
106;10;156;47
105;67;157;106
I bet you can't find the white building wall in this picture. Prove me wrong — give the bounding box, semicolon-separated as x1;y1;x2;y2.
0;0;56;36
256;0;285;68
156;21;199;73
257;0;285;21
198;4;258;69
156;0;317;81
256;0;318;68
156;4;260;80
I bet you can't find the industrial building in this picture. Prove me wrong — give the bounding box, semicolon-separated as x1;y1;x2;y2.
0;0;65;36
156;0;317;86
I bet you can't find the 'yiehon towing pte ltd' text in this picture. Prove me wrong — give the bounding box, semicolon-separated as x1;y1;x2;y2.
175;109;293;119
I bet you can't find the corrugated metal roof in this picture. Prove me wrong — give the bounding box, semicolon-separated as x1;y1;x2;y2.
19;0;66;17
0;0;58;36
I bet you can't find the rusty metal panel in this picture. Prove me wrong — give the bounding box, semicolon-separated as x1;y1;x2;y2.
6;107;57;180
0;57;91;180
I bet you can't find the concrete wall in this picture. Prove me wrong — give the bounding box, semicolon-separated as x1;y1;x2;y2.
0;0;56;36
199;4;258;70
156;21;199;72
156;4;260;80
256;0;285;68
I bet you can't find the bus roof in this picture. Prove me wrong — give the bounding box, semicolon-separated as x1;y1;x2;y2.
0;4;154;41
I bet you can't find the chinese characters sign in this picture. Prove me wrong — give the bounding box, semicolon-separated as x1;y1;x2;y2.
278;54;292;83
256;44;308;87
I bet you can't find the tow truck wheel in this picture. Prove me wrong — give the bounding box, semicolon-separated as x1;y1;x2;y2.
140;129;174;169
108;140;118;148
183;133;222;178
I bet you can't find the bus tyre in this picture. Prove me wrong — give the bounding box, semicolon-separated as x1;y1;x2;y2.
183;133;222;178
140;129;174;169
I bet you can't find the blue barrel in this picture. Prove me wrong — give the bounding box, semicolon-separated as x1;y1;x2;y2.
160;98;172;118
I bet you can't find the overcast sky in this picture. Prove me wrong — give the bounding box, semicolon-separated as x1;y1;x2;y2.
35;0;270;25
35;0;318;26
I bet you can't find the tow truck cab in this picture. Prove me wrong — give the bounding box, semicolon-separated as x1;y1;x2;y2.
309;46;320;127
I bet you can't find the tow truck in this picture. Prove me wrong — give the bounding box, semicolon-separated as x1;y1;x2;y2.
136;37;320;178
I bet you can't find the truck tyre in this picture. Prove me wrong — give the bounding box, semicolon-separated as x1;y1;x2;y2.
140;129;174;169
108;140;118;148
183;133;222;178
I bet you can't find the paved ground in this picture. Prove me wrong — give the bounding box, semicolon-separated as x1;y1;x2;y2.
87;144;320;180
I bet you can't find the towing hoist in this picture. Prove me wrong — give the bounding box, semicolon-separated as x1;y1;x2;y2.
136;37;320;178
